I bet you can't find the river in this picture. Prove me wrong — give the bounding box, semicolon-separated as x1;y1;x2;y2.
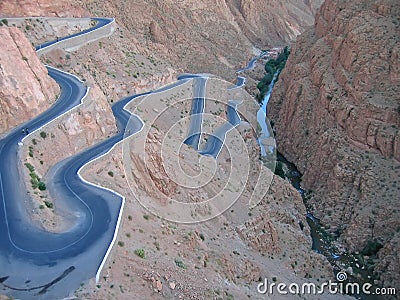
257;59;381;300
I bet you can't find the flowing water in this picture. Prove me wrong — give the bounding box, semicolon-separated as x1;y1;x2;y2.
258;68;381;300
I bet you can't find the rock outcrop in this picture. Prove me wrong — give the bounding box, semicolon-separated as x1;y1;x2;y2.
0;0;88;17
23;83;117;176
226;0;324;45
269;0;400;288
22;83;117;231
0;27;59;135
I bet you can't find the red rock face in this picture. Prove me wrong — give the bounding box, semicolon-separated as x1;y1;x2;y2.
269;0;400;288
75;0;323;80
225;0;324;45
0;27;60;135
0;0;89;17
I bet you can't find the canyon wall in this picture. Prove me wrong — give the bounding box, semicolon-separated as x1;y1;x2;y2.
226;0;323;45
78;0;322;79
0;26;59;135
1;0;323;80
269;0;400;287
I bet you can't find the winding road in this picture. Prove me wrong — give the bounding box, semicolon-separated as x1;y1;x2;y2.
35;17;114;52
0;17;276;299
183;51;273;159
0;18;144;300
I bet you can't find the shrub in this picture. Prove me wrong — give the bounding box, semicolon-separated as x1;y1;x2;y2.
25;163;35;173
28;146;34;157
174;258;186;269
361;239;383;256
199;233;205;241
274;162;286;179
118;241;125;247
40;131;47;139
38;181;46;191
134;248;145;258
257;47;290;101
108;171;114;177
44;201;53;208
2;19;8;26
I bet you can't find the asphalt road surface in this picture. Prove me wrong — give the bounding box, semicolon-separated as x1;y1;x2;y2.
183;76;207;150
35;18;114;51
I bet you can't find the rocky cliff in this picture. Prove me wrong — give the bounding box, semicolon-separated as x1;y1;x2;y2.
0;26;60;135
79;0;322;79
0;0;88;17
1;0;323;81
226;0;323;45
269;0;400;287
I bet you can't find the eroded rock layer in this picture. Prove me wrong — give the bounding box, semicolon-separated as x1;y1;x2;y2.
0;27;60;135
269;0;400;287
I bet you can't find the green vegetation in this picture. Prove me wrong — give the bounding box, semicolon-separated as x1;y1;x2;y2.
38;181;46;191
117;241;125;247
274;161;286;179
361;239;383;256
25;163;46;191
28;146;34;157
174;258;186;269
1;19;8;26
134;248;145;258
44;200;53;208
107;171;114;177
257;47;290;101
40;131;47;139
25;163;35;173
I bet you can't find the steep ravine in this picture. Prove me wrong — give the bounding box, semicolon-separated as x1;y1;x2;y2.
259;52;389;299
269;0;400;289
